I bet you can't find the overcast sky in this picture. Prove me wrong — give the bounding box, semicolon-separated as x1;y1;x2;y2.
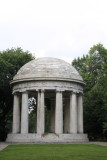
0;0;107;63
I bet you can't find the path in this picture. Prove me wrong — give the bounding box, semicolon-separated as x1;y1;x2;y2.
0;143;9;151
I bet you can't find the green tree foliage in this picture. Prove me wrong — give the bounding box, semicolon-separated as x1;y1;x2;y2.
72;44;107;140
0;48;34;141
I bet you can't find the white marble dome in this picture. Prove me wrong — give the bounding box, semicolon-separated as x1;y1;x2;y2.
13;57;83;84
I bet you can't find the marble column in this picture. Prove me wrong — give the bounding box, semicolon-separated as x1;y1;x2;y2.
37;90;45;134
12;93;20;133
21;91;28;134
69;92;77;133
55;90;63;134
64;98;70;133
50;99;55;133
37;90;41;134
77;94;83;133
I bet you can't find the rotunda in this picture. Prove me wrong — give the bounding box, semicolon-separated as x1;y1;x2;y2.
6;57;88;143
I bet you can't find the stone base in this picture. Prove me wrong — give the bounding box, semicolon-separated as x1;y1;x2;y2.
6;133;89;143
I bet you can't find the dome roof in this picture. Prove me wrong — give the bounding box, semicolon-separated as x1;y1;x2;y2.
12;57;83;84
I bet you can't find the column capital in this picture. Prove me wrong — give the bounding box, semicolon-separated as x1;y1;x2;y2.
36;89;45;93
20;89;28;93
22;91;28;94
70;88;83;94
78;92;83;96
13;92;21;96
71;90;83;95
13;92;17;96
70;90;77;95
56;89;64;93
41;89;45;93
36;89;40;92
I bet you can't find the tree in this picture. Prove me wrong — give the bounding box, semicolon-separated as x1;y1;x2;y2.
0;48;34;141
72;44;107;140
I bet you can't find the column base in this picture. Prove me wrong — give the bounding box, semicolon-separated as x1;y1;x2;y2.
6;133;89;143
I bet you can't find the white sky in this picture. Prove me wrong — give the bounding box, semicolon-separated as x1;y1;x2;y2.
0;0;107;63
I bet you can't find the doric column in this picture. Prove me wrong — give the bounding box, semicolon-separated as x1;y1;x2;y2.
64;98;70;133
12;93;20;133
37;90;45;134
37;90;40;133
55;90;63;134
77;94;83;133
50;99;55;133
21;91;28;134
69;92;77;133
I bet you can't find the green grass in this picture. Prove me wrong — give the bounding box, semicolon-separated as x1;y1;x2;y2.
0;144;107;160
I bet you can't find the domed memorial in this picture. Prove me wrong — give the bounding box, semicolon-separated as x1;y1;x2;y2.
6;57;88;143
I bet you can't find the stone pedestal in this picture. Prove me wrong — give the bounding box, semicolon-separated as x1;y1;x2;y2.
6;133;89;143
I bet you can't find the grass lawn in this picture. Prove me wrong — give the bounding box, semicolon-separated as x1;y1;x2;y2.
0;144;107;160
